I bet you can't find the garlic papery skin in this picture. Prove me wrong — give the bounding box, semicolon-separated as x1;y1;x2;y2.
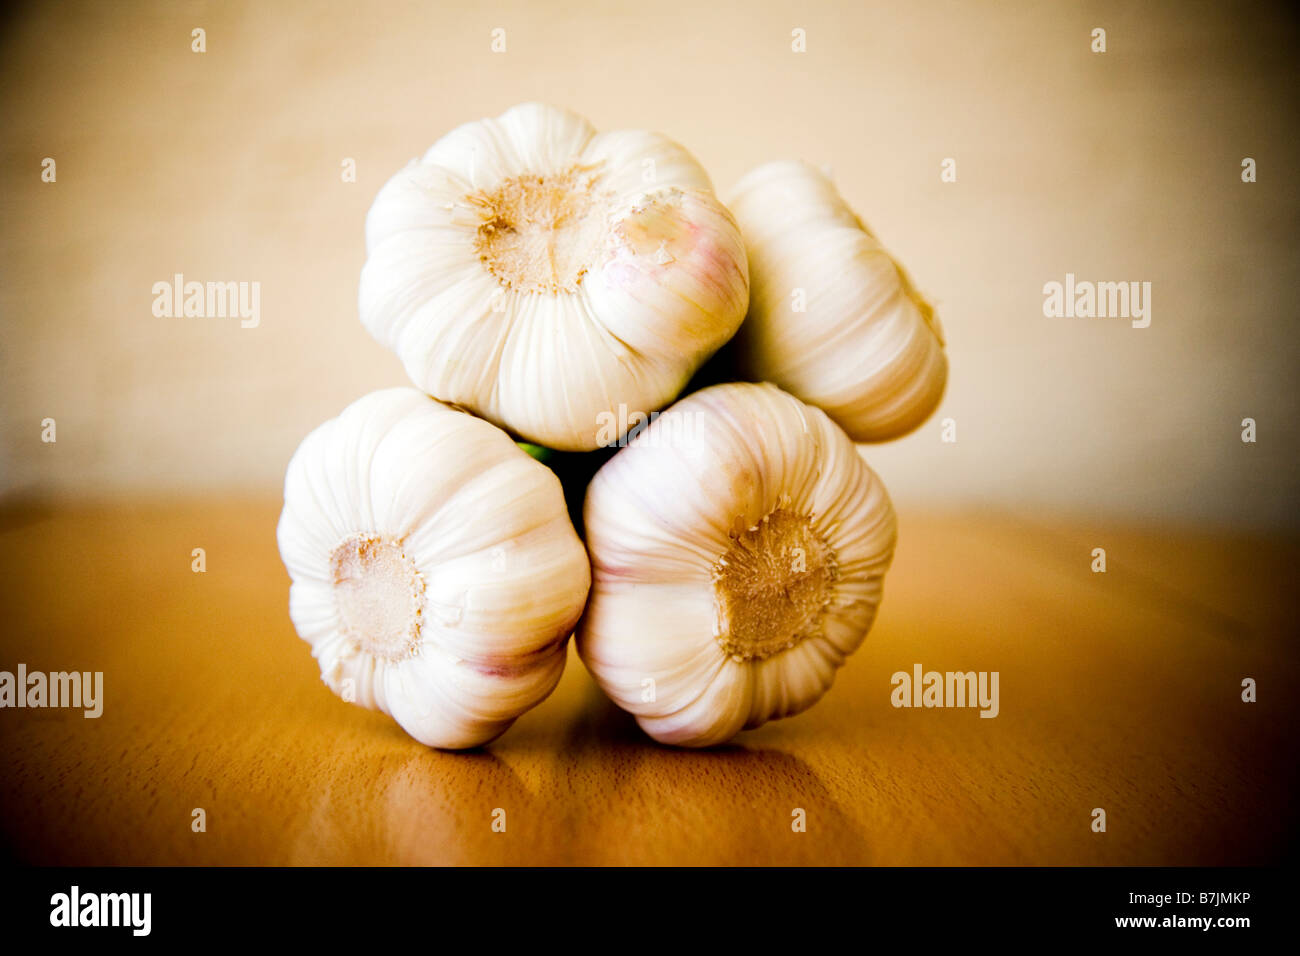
276;387;591;750
359;103;750;452
576;382;896;747
727;160;947;442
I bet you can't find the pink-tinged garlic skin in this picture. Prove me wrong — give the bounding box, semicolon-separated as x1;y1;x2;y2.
277;387;591;750
577;382;897;747
728;160;947;442
359;103;749;452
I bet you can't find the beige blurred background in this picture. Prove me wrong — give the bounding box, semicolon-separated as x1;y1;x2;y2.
2;0;1297;528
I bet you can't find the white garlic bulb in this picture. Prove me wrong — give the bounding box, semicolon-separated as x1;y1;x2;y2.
359;103;750;452
577;382;897;747
727;160;947;442
276;387;591;749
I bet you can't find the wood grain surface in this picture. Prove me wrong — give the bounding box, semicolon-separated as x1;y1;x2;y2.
0;499;1295;865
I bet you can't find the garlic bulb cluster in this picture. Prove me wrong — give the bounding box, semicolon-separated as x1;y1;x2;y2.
277;388;590;749
279;105;948;752
727;161;947;441
360;103;750;451
577;382;897;747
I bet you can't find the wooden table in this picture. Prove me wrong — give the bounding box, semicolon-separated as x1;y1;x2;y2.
1;499;1294;865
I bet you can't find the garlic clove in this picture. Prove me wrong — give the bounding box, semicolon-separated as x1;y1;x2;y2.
581;129;716;196
384;640;567;747
638;662;753;748
383;652;514;751
727;160;947;442
578;382;897;747
584;187;750;363
423;102;596;185
363;161;471;253
578;584;722;713
277;387;590;750
359;103;749;451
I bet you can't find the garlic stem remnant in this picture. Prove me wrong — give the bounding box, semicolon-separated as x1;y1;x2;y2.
727;160;947;442
360;103;750;451
578;382;897;747
470;165;612;294
277;388;591;750
328;534;425;662
712;510;838;662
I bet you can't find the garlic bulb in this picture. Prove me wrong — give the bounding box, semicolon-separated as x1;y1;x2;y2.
727;160;947;441
359;103;750;452
577;382;897;747
276;387;591;749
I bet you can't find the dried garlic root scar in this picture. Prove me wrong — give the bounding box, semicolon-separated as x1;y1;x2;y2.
712;510;838;661
472;165;612;295
329;533;425;662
